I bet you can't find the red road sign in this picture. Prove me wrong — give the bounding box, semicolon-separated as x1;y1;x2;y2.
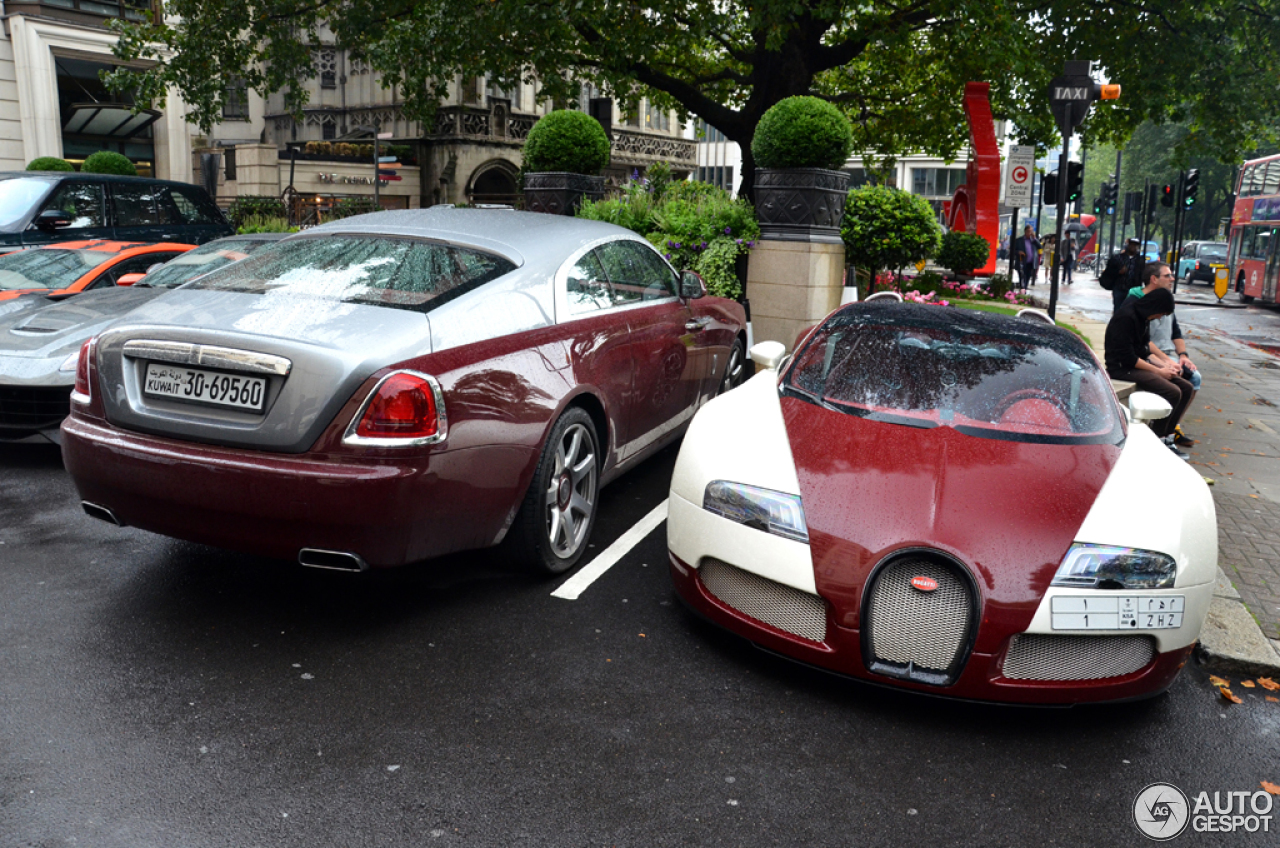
1012;166;1029;184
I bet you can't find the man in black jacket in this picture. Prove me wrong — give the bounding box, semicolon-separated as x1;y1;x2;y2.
1104;286;1194;457
1100;237;1144;312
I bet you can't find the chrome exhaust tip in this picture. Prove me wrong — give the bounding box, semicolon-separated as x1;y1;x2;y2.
81;501;123;526
298;548;368;572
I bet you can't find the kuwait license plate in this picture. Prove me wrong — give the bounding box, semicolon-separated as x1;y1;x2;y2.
143;363;267;413
1050;595;1184;630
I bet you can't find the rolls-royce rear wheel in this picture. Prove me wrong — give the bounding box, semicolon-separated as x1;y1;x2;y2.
507;406;600;576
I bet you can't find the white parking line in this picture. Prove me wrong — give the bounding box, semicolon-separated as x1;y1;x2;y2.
551;498;668;600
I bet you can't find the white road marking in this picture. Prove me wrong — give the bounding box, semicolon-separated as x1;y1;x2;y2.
552;499;668;600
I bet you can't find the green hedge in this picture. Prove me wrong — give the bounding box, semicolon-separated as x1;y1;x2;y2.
522;110;611;175
26;157;74;172
326;197;380;220
227;196;287;229
577;173;758;299
82;151;137;176
751;96;853;170
936;230;992;275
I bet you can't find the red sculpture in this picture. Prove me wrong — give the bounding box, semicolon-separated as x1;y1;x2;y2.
946;82;1000;276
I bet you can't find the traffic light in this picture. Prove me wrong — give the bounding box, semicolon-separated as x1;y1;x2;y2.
1103;182;1118;214
1093;197;1102;215
1043;171;1059;205
1066;162;1084;202
1161;184;1175;207
1184;168;1199;207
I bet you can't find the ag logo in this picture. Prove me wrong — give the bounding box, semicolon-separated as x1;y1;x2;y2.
1133;783;1190;840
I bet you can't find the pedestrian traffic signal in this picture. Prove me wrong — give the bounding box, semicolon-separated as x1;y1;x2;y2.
1066;162;1084;202
1043;171;1059;205
1184;169;1199;207
1160;184;1175;207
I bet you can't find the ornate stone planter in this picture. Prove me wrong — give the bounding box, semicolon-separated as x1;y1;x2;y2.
523;172;605;216
754;167;849;243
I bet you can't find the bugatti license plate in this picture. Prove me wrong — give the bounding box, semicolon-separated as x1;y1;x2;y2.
144;363;267;413
1050;595;1184;630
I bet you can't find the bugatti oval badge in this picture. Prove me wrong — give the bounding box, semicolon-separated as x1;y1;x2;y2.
911;576;938;592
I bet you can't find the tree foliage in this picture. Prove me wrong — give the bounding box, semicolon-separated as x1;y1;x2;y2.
109;1;1280;198
842;185;941;281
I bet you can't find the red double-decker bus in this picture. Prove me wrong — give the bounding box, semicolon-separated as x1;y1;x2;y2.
1227;153;1280;303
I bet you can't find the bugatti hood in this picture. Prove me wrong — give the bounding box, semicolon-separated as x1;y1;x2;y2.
780;398;1121;647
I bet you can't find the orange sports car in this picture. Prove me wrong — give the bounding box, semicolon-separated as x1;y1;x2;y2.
0;240;195;301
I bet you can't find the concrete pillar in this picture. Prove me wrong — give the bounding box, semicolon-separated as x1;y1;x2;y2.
746;239;845;352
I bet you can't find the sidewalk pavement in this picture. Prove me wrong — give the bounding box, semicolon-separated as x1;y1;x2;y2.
1054;304;1280;676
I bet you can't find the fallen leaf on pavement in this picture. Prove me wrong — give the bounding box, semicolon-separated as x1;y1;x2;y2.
1268;696;1279;703
1263;781;1280;795
1220;687;1243;704
1258;677;1279;691
1210;675;1229;687
1241;680;1256;688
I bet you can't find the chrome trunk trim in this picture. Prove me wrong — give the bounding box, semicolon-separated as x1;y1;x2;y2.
122;340;292;376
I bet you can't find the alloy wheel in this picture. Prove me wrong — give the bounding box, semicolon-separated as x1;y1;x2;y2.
544;421;597;559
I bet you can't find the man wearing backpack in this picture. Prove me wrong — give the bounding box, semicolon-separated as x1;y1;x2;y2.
1100;237;1144;312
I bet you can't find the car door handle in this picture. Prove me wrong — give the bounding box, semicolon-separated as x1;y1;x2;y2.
685;317;712;332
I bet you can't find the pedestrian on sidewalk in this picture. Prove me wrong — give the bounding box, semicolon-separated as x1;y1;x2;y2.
1104;286;1194;458
1015;225;1040;290
1119;261;1203;447
1061;234;1076;285
1100;237;1144;312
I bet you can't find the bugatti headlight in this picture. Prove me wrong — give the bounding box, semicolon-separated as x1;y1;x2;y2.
1052;544;1177;590
702;481;809;543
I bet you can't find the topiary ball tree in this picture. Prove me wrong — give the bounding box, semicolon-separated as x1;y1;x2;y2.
26;157;74;172
751;96;853;170
82;151;138;177
841;185;941;293
936;230;992;276
522;110;611;175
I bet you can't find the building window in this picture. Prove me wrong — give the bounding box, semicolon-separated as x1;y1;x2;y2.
911;167;966;197
843;168;879;189
222;78;248;121
316;49;337;89
696;120;726;143
487;80;521;110
322;120;336;141
695;166;734;191
644;100;670;132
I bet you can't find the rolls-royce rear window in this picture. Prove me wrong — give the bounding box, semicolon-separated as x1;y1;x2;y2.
188;235;516;314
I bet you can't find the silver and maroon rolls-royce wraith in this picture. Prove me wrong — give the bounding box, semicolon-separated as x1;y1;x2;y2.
62;208;747;574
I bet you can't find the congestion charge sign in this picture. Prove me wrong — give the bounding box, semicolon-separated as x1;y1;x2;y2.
1132;782;1275;840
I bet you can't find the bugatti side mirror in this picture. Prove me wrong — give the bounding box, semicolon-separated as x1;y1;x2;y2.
34;209;72;230
1129;391;1173;423
679;270;707;300
116;273;146;286
749;340;787;370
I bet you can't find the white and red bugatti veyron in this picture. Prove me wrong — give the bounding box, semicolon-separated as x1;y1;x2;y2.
667;301;1216;704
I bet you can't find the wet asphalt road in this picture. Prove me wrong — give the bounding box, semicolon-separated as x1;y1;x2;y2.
3;439;1279;847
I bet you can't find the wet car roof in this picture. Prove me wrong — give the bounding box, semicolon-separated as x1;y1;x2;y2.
302;207;638;268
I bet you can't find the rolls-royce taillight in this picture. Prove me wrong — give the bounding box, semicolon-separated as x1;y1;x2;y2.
345;370;447;445
72;338;93;400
